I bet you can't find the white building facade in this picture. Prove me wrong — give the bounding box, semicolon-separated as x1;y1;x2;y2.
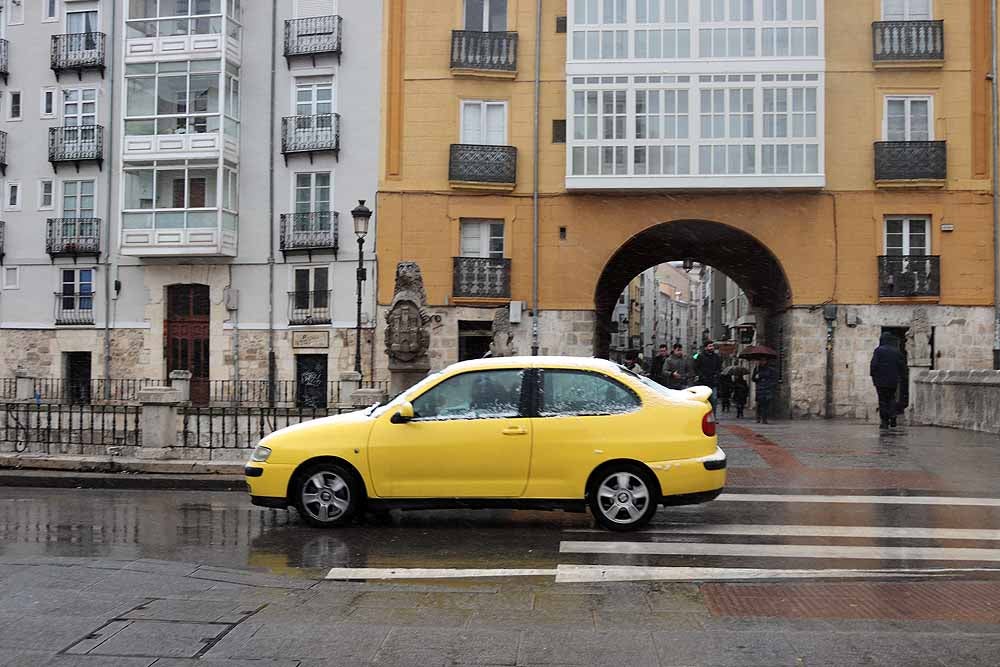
0;0;381;405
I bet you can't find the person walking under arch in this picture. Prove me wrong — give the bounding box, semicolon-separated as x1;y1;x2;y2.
752;359;779;424
693;341;722;414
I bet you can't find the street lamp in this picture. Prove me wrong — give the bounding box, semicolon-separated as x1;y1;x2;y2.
351;200;372;380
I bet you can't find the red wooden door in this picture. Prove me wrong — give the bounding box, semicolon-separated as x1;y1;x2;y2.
165;285;210;406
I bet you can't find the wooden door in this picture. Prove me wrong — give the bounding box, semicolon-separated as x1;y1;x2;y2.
166;285;210;406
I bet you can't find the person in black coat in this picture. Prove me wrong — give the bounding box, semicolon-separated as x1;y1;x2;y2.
752;359;779;424
870;332;907;429
732;375;749;419
693;341;723;414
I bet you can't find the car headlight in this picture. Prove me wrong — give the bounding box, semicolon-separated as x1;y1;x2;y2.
250;445;272;462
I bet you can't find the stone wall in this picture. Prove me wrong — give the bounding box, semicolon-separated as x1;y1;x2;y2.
913;370;1000;434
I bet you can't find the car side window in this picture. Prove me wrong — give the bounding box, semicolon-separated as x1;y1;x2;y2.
411;369;525;421
539;369;640;417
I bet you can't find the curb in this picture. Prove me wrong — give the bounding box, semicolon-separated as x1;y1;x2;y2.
0;469;246;491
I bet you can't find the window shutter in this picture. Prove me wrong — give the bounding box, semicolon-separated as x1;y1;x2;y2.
461;103;483;144
485;104;506;145
295;0;335;18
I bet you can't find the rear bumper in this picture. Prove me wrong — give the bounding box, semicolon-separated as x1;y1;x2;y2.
647;447;727;501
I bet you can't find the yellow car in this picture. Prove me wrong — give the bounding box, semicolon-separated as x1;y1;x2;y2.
245;357;726;531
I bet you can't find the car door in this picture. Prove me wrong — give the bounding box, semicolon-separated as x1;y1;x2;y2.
368;368;532;498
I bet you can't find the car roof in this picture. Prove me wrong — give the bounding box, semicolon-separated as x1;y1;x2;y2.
443;356;624;374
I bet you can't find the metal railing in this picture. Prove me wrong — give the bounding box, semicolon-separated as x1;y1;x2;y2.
873;20;944;61
874;141;947;181
451;30;518;72
46;218;101;257
30;378;160;404
3;403;141;454
0;39;7;78
209;379;389;407
281;113;340;155
878;255;941;298
0;130;6;173
0;221;5;262
449;144;518;185
284;15;343;57
49;125;104;163
288;290;332;325
180;406;350;450
280;211;339;253
1;379;14;401
54;293;95;325
453;257;512;299
50;32;106;71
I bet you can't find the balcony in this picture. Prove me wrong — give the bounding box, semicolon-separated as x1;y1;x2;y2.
49;126;104;171
46;219;101;260
125;14;241;64
449;144;517;190
281;114;340;161
0;221;5;264
288;291;332;326
450;31;518;76
0;130;6;176
879;255;940;300
874;141;947;184
453;257;512;301
285;16;342;61
54;293;95;326
51;33;106;79
873;21;944;64
0;39;8;84
280;211;339;258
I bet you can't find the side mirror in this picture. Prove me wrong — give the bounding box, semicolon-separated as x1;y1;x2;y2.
390;401;414;424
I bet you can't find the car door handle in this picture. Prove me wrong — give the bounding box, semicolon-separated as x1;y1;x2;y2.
501;426;528;436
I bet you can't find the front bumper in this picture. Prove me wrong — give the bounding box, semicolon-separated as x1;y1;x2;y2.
647;446;727;501
244;462;296;503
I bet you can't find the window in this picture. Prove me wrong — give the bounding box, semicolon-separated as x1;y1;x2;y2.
761;26;819;57
698;86;755;175
127;0;224;39
41;89;57;119
295;79;333;117
61;268;94;312
44;0;60;22
464;0;507;31
123;165;224;230
6;91;21;120
702;0;755;21
572;0;628;59
292;266;329;314
5;182;21;210
460;219;504;258
125;60;225;137
62;180;95;218
294;172;331;214
8;0;23;25
571;89;628;175
764;0;818;21
2;267;19;290
539;369;640;416
39;180;55;210
885;97;931;141
412;370;524;420
66;9;98;35
63;88;97;126
634;88;691;175
461;100;507;145
885;217;930;256
882;0;931;21
762;79;819;174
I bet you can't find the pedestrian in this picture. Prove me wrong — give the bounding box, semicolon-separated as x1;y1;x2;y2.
752;359;779;424
623;355;646;376
664;343;690;389
870;331;906;429
732;375;749;419
650;344;669;384
719;371;733;414
693;341;722;414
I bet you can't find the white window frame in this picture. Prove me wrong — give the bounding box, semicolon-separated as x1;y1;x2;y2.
62;86;98;126
38;179;55;211
61;179;97;218
7;0;23;26
293;78;335;117
292;172;333;213
59;267;95;314
40;88;57;119
881;0;932;21
459;219;505;258
2;267;20;291
884;216;931;255
463;0;507;31
65;6;99;34
460;100;509;146
883;95;933;141
5;181;21;211
6;90;21;121
43;0;61;23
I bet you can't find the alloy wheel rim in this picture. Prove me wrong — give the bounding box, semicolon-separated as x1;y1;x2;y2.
301;471;350;522
597;472;649;524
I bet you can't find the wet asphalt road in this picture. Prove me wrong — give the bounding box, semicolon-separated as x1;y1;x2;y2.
2;487;1000;580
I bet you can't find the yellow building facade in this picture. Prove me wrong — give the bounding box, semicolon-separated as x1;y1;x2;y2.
377;0;996;417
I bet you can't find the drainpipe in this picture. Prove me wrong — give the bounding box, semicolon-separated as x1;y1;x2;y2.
102;0;119;394
267;0;278;400
992;0;1000;369
530;0;542;356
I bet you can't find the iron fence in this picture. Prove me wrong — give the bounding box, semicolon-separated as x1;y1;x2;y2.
180;405;351;450
284;15;342;57
30;378;160;404
280;212;339;253
0;39;7;78
0;221;5;262
450;30;518;72
872;20;944;61
281;113;340;155
874;141;947;181
46;218;102;257
0;130;6;173
453;257;512;299
878;255;941;298
2;403;141;453
51;32;106;72
449;144;517;185
49;126;104;164
209;379;390;407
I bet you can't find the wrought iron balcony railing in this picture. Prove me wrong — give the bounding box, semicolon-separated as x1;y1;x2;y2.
46;218;101;258
288;290;332;326
0;39;8;83
0;221;5;263
281;114;340;156
878;255;940;299
451;30;518;73
0;130;6;176
449;144;518;186
280;211;339;254
453;257;512;299
51;32;106;74
874;141;946;181
49;126;104;166
284;15;342;58
54;293;95;325
873;20;944;62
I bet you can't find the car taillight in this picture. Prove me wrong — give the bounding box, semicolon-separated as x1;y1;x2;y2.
702;410;717;437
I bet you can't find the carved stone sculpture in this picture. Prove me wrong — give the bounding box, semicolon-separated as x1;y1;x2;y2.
385;263;432;394
489;306;516;358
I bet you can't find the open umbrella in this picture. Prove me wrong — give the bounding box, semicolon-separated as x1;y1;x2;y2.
739;345;778;361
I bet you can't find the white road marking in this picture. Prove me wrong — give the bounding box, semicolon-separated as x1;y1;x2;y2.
555;564;1000;583
564;524;1000;541
325;567;557;580
560;541;1000;561
717;493;1000;507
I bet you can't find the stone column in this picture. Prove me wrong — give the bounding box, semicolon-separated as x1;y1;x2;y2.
15;369;35;402
136;386;184;458
169;370;192;403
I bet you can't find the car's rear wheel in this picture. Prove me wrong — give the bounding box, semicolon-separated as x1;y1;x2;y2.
292;463;362;529
588;464;659;531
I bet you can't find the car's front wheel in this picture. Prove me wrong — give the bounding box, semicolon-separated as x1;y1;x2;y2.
292;463;362;528
588;464;659;531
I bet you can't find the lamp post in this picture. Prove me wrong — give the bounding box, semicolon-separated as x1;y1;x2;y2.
351;200;372;380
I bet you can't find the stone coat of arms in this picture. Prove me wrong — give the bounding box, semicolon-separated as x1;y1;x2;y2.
384;262;432;366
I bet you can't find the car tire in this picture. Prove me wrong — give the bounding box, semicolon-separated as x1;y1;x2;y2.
292;463;363;529
587;463;660;532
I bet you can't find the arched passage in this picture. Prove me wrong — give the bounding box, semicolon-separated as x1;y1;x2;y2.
594;220;792;359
